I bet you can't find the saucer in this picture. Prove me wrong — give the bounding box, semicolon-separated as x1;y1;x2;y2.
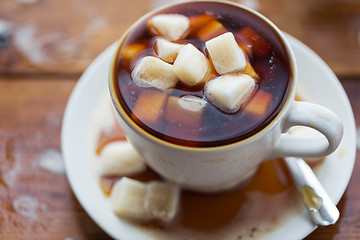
61;34;356;240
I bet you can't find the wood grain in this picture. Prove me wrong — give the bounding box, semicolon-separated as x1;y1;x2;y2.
0;0;359;75
0;0;148;74
0;79;358;239
0;0;359;239
0;78;111;239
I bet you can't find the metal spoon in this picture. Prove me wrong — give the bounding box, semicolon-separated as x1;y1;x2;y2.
284;157;339;226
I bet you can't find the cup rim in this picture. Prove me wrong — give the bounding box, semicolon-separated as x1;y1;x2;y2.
109;0;297;151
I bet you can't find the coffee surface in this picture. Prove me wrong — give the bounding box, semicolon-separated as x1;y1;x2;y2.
113;1;292;147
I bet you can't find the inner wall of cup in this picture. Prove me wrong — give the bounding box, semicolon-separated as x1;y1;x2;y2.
110;0;295;149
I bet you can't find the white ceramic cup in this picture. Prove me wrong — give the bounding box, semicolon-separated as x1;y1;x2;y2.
109;1;343;192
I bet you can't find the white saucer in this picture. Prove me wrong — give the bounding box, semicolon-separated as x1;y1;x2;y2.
61;34;356;240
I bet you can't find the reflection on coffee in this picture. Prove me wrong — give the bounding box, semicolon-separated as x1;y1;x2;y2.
113;1;292;147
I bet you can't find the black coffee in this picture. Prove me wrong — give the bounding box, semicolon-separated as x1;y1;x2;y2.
112;1;292;147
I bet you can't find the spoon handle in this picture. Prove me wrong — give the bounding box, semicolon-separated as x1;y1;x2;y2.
284;157;339;226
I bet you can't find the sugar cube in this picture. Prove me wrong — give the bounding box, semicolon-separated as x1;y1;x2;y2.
111;177;149;220
165;95;206;127
205;74;256;113
144;181;180;222
150;14;189;41
99;141;145;176
173;44;209;86
131;56;178;90
206;32;247;75
154;38;184;63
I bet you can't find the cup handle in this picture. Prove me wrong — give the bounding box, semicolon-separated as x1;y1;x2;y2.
271;101;343;158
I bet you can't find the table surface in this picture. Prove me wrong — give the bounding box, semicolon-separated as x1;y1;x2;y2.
0;0;359;239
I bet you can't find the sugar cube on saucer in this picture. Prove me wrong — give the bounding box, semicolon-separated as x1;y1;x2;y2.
145;182;180;222
111;177;149;220
111;178;180;222
99;141;145;176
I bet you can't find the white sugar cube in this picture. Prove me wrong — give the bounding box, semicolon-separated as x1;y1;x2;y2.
178;95;207;112
150;14;189;41
205;74;256;113
165;95;206;127
155;38;184;63
205;32;246;74
99;141;145;176
144;182;180;222
111;178;180;222
173;44;209;86
131;56;178;90
111;177;149;220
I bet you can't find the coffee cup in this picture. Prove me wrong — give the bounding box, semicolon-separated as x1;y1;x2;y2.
109;0;343;192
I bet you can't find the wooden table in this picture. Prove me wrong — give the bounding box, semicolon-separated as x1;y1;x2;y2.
0;0;359;239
